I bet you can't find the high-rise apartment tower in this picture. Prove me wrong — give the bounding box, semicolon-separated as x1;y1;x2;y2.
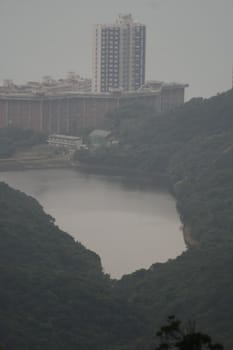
92;14;146;93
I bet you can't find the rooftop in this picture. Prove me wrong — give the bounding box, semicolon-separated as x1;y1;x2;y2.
89;130;111;138
49;134;81;140
96;14;144;27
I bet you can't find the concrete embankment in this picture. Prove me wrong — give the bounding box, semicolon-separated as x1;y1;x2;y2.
0;157;72;171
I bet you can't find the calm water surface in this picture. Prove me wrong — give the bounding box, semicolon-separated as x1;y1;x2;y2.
0;169;185;278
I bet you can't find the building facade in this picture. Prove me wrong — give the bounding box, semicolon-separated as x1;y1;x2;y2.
92;14;146;93
0;82;187;135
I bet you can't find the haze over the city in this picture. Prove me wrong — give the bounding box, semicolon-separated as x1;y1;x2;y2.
0;0;232;99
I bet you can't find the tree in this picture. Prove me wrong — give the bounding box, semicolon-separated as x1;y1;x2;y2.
155;316;224;350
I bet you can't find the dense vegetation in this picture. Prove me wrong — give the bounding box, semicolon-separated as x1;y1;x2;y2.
76;90;233;348
154;315;223;350
76;91;233;244
0;90;233;349
0;127;46;158
0;183;145;350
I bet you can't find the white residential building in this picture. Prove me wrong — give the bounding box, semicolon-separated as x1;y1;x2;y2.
92;14;146;93
48;134;82;149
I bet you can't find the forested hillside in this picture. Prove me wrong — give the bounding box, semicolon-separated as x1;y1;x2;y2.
0;183;144;350
77;89;233;349
0;90;233;349
77;90;233;244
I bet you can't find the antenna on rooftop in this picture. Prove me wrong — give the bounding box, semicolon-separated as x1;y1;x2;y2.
232;63;233;89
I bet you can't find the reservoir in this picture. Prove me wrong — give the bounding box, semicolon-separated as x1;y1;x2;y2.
0;169;185;278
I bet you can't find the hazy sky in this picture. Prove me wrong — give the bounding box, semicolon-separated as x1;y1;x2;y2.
0;0;232;99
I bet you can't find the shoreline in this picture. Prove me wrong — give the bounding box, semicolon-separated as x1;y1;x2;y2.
75;162;199;248
182;224;199;247
0;157;198;248
0;157;73;172
74;162;171;188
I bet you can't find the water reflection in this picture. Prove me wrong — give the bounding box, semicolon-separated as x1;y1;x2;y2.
0;169;185;278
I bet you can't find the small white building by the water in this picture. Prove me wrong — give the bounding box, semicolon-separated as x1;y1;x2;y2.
48;134;82;149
